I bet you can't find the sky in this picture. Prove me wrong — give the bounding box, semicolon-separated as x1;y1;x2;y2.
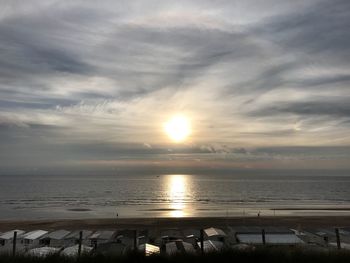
0;0;350;175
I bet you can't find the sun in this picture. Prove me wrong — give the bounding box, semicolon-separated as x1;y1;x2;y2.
164;115;191;143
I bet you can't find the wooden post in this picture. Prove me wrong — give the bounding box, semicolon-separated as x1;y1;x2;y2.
261;229;266;245
78;231;83;257
335;228;341;250
200;229;204;254
133;230;137;250
12;231;17;256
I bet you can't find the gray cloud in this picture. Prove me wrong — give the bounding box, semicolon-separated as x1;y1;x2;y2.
250;100;350;118
260;0;350;60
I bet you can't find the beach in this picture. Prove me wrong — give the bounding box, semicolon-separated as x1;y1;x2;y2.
1;215;349;232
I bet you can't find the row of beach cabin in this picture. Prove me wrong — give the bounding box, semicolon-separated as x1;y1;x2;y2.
0;226;349;257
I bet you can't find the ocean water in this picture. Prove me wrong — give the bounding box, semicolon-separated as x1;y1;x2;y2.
0;172;350;219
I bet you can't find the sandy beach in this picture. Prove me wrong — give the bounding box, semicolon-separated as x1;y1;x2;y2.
0;216;349;232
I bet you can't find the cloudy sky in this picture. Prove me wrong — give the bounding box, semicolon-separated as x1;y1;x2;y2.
1;0;350;174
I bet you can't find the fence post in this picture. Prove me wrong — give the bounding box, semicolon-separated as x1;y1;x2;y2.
335;228;341;250
262;229;266;245
78;231;83;257
134;230;138;250
200;229;204;254
12;231;17;256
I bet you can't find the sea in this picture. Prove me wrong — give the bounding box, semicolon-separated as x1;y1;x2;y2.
1;171;350;220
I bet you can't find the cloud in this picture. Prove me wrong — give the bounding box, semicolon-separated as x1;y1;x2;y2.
250;100;350;118
0;0;350;172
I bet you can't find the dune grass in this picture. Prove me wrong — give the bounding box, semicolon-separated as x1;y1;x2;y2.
0;248;350;263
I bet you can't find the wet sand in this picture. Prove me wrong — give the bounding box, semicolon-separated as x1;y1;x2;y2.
0;216;349;231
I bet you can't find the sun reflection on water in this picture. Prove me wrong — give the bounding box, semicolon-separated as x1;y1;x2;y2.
167;174;188;217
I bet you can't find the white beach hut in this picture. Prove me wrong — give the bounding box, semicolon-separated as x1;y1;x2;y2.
204;227;227;242
21;230;48;249
0;230;25;247
0;230;26;254
89;230;116;247
138;243;160;256
64;230;94;247
266;233;304;245
39;230;71;247
234;226;303;246
236;233;263;245
301;228;335;245
197;240;224;252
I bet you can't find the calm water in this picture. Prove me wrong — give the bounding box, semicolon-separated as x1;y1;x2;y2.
0;173;350;219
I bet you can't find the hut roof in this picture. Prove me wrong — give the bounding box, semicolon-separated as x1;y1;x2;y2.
0;230;25;240
138;243;160;256
89;230;115;240
204;227;226;237
41;230;71;240
64;230;94;240
23;230;48;240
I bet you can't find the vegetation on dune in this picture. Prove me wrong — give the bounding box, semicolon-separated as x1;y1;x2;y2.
0;248;350;263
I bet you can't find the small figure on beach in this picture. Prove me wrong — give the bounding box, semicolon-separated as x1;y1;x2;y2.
258;211;261;217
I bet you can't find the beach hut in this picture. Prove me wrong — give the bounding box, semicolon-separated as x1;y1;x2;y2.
236;233;264;245
265;227;303;246
302;228;350;248
21;230;48;249
138;243;160;256
115;229;138;248
339;228;350;243
27;247;60;257
61;244;93;257
0;230;25;247
341;228;350;234
165;240;196;254
233;226;303;246
183;229;200;246
160;229;183;240
301;228;337;246
154;229;183;246
40;230;71;247
197;240;224;252
266;233;304;245
89;230;116;247
204;227;226;242
291;229;321;245
0;230;26;254
64;230;94;247
137;233;148;246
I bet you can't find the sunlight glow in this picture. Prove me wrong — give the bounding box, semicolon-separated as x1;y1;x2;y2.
168;174;188;217
164;115;191;143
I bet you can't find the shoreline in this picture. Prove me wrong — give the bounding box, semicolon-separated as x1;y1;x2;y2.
1;215;349;231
